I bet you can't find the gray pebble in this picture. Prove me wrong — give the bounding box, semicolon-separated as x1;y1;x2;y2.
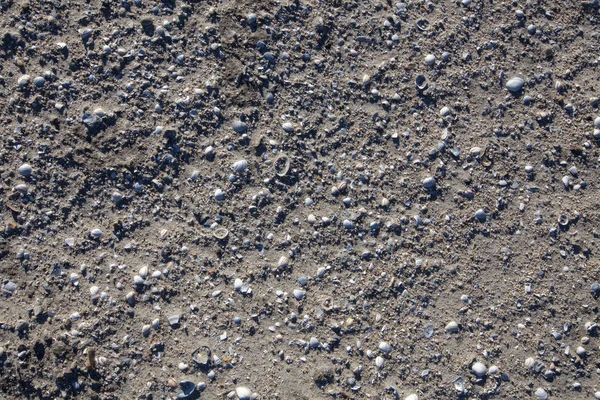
293;289;306;300
534;388;548;400
445;321;459;333
90;228;103;238
232;120;247;133
235;387;252;400
505;77;525;93
379;341;392;354
471;362;487;377
474;209;486;221
422;177;436;188
168;315;180;326
18;163;32;177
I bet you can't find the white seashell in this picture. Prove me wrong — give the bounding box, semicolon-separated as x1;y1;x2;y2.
278;256;289;268
282;122;294;133
232;159;248;173
139;266;149;279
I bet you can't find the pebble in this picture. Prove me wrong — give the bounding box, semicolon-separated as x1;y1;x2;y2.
293;289;306;300
471;362;487;377
235;386;252;400
474;209;486;221
90;228;103;238
424;54;436;66
422;177;436;188
232;120;247;133
594;116;600;129
215;189;225;200
440;106;451;117
168;315;180;326
405;395;418;400
445;321;459;333
234;278;243;291
4;281;17;292
18;163;33;177
375;356;385;368
282;122;295;133
142;324;151;337
534;388;548;400
379;341;392;354
505;77;525;93
488;365;499;375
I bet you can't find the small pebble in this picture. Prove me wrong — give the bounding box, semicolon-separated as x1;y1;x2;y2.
18;163;33;177
445;321;459;333
471;362;487;377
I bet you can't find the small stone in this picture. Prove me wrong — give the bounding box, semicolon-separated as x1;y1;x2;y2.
445;321;459;333
282;122;294;133
405;395;418;400
309;337;319;348
506;77;525;93
592;282;600;293
235;386;252;400
474;209;486;221
594;116;600;129
471;362;487;378
422;177;436;188
215;189;225;200
4;281;17;292
168;315;180;326
424;54;436;66
488;365;499;375
440;106;451;117
375;356;385;369
90;228;103;238
576;346;586;357
142;324;151;337
234;278;243;291
534;388;548;400
232;120;247;133
293;289;306;300
379;341;392;354
18;163;33;177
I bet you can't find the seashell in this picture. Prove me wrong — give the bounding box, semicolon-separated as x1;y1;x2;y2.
90;286;99;296
557;214;569;227
213;227;229;240
278;256;289;268
139;266;149;279
160;229;168;239
96;356;108;366
166;378;179;388
273;153;290;177
192;346;211;366
282;122;294;133
178;381;196;399
415;74;428;90
232;159;248;173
